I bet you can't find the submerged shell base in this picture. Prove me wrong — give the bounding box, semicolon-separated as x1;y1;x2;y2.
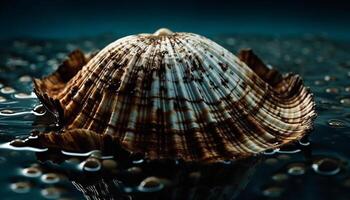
25;29;316;163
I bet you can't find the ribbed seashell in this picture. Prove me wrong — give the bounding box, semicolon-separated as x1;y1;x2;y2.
29;28;316;162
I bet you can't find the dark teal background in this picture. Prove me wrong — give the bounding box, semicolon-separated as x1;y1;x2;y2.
1;0;350;40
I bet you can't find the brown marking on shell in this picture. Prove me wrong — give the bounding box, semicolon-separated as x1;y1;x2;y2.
30;30;316;163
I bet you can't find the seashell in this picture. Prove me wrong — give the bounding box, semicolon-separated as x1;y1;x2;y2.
28;28;316;162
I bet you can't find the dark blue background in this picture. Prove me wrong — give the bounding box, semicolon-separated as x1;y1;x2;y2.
1;0;350;39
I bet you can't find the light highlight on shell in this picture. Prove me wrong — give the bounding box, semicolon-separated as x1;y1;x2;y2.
29;28;316;162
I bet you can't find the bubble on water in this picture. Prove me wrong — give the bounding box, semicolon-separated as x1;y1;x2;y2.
41;187;62;199
287;163;306;175
325;88;339;94
41;173;60;184
124;187;133;193
0;107;44;117
345;87;350;93
298;136;310;146
262;186;284;198
137;176;164;192
22;166;42;178
1;86;15;94
6;57;29;67
312;158;341;176
340;98;350;106
82;158;102;172
14;92;36;99
10;181;31;193
0;109;15;114
127;166;142;174
328;119;347;128
272;173;288;182
314;80;325;86
324;75;337;82
89;150;102;159
19;75;32;83
0;96;6;102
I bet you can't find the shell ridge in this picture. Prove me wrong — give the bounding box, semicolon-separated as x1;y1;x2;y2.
177;37;241;159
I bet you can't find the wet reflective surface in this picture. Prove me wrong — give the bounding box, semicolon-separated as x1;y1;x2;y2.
0;34;350;199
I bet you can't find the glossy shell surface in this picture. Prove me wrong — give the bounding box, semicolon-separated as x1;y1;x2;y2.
31;29;316;162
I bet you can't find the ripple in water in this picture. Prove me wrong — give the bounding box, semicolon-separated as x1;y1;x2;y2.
312;158;341;176
137;176;164;192
328;119;348;128
287;163;306;176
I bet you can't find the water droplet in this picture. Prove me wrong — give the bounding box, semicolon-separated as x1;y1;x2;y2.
325;88;339;94
1;86;15;94
138;176;164;192
41;187;62;199
41;173;60;184
287;163;306;175
324;75;336;82
298;136;310;146
262;186;284;198
340;98;350;106
10;139;26;147
272;173;288;182
328;119;347;128
312;158;341;175
10;181;31;193
82;158;101;172
127;166;142;174
14;92;36;99
1;109;14;114
22;167;42;177
19;75;31;83
314;80;325;85
89;150;102;158
345;86;350;93
33;104;46;115
0;96;6;102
